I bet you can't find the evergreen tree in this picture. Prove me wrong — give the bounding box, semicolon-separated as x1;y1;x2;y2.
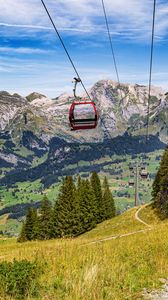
153;173;168;218
90;172;105;223
152;146;168;215
19;207;38;241
52;176;80;237
78;179;96;234
17;221;27;242
38;195;53;240
77;175;82;190
103;176;116;219
152;145;168;201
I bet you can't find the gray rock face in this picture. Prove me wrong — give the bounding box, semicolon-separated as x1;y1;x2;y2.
0;92;28;131
90;80;167;139
0;152;29;167
0;80;168;144
143;279;168;299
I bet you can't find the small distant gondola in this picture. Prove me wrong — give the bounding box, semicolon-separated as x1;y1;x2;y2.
140;163;146;170
140;169;148;179
129;163;134;171
129;178;135;187
69;78;98;130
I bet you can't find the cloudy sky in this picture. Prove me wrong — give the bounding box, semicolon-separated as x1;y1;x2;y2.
0;0;168;97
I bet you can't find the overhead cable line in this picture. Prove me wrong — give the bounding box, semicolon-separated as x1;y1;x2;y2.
146;0;156;141
40;0;91;100
101;0;128;160
101;0;121;86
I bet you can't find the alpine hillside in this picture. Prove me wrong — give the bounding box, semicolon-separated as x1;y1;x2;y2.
0;80;167;187
1;80;168;143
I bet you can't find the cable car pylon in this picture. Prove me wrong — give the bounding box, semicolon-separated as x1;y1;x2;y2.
128;160;149;206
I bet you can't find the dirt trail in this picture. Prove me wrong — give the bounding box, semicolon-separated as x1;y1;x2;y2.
86;205;168;299
135;205;152;228
86;204;152;245
87;228;152;245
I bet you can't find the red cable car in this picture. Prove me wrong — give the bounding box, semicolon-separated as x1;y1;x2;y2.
69;101;98;130
69;78;98;130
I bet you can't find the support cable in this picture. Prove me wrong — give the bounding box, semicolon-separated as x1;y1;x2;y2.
101;0;121;86
146;0;156;141
40;0;91;100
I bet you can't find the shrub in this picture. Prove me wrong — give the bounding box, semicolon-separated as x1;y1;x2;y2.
0;259;43;299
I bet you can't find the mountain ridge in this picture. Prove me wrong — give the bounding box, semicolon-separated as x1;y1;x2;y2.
0;79;167;186
1;79;168;144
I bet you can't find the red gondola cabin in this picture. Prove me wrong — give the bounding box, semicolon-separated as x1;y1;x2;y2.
69;101;98;130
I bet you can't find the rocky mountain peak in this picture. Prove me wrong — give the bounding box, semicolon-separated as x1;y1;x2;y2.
0;80;168;143
0;91;27;103
0;91;11;97
26;92;47;102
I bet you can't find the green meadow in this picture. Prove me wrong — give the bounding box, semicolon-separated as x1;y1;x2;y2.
0;205;168;299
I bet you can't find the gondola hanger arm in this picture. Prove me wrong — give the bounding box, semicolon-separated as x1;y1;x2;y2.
72;77;81;99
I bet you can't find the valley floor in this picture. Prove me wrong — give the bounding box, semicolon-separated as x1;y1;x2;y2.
0;204;168;300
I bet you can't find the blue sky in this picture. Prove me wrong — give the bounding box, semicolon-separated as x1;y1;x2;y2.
1;0;168;97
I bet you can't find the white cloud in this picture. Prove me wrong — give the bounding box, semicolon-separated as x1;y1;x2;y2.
0;0;43;25
0;0;168;97
0;46;53;54
0;51;168;97
0;22;52;30
1;0;168;42
0;22;98;34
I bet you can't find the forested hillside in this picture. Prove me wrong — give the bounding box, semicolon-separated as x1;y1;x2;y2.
152;145;168;218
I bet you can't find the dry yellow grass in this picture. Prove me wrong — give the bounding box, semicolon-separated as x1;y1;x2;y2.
0;214;8;225
1;205;168;300
79;207;146;241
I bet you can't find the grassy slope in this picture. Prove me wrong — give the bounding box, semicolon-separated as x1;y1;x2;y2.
1;205;168;299
79;208;145;240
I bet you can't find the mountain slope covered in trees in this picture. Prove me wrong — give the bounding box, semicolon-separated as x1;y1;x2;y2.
152;145;168;218
18;173;116;241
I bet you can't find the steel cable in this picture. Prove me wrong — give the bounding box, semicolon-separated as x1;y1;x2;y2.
40;0;91;101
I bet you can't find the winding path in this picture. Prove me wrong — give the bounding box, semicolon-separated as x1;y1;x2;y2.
86;204;152;245
135;205;152;228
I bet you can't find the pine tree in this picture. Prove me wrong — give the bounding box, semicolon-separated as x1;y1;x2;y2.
153;173;168;218
152;146;168;214
78;179;96;234
19;207;38;241
77;175;82;190
52;176;80;237
102;176;116;219
152;146;168;199
38;195;53;240
17;221;27;242
90;172;105;223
